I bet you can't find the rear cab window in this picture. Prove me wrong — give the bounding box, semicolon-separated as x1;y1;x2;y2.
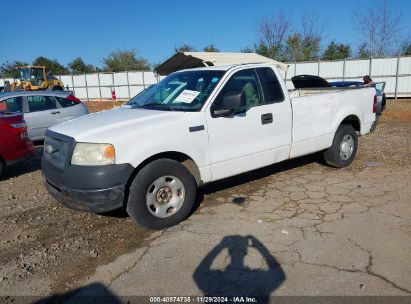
256;67;284;103
0;97;23;112
27;95;59;112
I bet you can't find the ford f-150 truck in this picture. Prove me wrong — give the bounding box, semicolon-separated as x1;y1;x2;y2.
42;63;377;229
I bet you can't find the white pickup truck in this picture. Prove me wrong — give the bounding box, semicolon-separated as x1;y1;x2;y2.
42;63;377;229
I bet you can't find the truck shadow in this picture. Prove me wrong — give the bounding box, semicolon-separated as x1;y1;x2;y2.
193;235;285;303
33;282;122;304
105;152;325;219
195;151;324;207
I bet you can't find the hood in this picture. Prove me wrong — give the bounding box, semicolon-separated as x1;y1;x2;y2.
50;108;186;142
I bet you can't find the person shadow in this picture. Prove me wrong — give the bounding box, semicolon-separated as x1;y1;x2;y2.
193;235;285;304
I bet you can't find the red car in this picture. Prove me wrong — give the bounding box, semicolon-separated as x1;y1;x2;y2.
0;111;34;176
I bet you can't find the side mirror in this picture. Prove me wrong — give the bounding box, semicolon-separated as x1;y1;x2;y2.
212;90;245;117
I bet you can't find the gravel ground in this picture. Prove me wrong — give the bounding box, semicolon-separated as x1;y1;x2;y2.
0;99;410;299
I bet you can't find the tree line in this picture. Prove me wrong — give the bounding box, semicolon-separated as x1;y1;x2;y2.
0;44;221;77
247;0;410;62
0;50;151;78
1;0;410;77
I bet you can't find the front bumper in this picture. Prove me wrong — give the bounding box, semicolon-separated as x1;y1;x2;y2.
44;178;125;213
42;156;134;213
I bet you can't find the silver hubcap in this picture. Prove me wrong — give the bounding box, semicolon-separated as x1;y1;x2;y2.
146;175;185;218
340;134;354;161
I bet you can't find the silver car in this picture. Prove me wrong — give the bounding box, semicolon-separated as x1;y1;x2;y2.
0;91;89;141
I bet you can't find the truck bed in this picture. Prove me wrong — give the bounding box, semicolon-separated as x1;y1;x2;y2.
289;86;376;159
289;86;368;98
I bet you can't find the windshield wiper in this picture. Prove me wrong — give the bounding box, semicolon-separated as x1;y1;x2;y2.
136;102;175;111
142;102;164;107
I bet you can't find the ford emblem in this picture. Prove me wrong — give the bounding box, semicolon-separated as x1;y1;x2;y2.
46;144;58;154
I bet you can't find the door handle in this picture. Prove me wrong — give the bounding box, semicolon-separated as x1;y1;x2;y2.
51;111;60;114
261;113;273;125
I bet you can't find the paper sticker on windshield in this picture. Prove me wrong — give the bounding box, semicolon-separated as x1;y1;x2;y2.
175;90;200;103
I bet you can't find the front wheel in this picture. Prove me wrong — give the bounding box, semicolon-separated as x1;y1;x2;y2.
323;124;358;168
127;159;197;229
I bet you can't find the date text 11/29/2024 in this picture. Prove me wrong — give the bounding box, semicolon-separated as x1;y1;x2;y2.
149;296;258;303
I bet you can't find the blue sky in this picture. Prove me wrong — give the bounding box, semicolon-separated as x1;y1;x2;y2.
2;0;410;67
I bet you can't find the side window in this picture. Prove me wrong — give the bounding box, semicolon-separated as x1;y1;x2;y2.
27;96;57;112
0;97;23;112
213;69;262;112
55;96;76;108
256;68;284;103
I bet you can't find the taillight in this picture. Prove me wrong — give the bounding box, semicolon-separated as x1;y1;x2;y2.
10;122;27;129
373;95;377;113
7;121;27;138
67;95;81;103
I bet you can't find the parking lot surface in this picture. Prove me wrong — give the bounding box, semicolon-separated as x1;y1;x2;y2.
0;100;410;299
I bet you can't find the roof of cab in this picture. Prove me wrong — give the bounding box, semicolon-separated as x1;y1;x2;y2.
0;91;71;99
175;62;281;74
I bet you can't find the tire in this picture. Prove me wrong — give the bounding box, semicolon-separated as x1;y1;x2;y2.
382;93;386;112
370;117;378;133
323;124;358;168
0;158;5;177
127;159;197;229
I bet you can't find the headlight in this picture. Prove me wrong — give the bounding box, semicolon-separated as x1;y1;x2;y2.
71;143;115;166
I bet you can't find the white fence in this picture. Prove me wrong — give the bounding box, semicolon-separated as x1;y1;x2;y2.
282;55;411;98
1;55;410;100
0;71;164;101
58;71;164;100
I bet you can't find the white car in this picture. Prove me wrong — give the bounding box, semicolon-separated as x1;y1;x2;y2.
0;91;89;141
42;63;376;229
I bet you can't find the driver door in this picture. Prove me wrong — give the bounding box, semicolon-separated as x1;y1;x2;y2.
206;68;292;181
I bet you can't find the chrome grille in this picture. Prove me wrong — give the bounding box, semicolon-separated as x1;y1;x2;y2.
43;134;71;169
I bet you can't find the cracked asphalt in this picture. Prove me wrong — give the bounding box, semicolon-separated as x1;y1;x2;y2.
88;163;411;297
0;99;410;300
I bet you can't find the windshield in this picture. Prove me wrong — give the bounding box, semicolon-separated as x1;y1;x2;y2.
19;68;31;81
19;68;43;82
129;70;225;111
373;82;385;94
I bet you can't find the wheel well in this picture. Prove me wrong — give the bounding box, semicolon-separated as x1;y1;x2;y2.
340;115;360;132
126;152;202;189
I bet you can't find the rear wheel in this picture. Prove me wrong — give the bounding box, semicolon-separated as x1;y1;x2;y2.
323;124;358;168
127;159;197;229
370;118;378;133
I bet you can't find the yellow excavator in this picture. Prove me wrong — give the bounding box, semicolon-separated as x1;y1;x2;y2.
3;66;65;92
